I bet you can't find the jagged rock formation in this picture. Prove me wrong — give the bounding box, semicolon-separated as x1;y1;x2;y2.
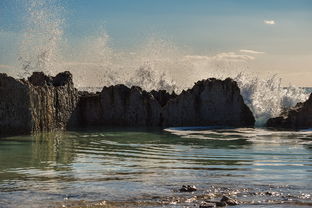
73;85;162;127
0;72;255;136
267;93;312;129
0;71;78;136
162;78;255;127
150;90;177;107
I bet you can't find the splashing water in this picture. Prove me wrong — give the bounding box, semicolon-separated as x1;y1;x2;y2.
17;0;63;78
234;73;308;126
15;0;309;126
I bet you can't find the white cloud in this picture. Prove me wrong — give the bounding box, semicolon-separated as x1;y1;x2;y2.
240;49;265;54
264;20;275;25
185;52;255;63
0;64;14;70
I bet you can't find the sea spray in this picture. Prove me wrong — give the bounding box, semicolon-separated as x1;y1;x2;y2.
17;0;64;78
15;0;309;126
234;73;308;126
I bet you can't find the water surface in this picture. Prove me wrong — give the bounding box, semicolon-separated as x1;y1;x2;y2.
0;127;311;208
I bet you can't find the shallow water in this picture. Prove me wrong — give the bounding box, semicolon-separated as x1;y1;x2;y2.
0;127;312;208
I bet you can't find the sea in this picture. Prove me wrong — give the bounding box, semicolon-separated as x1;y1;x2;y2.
0;127;312;208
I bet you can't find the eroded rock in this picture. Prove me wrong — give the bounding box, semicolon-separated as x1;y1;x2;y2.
0;71;78;136
162;78;255;127
266;93;312;129
0;74;256;136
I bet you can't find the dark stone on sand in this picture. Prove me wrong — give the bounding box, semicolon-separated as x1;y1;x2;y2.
162;78;255;127
180;185;197;192
266;93;312;129
220;195;239;205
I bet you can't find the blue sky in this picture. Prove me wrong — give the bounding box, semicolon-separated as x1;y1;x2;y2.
0;0;312;86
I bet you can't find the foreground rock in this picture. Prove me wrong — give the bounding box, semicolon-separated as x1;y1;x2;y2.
0;71;78;136
162;78;255;127
267;93;312;129
180;185;197;192
220;195;239;205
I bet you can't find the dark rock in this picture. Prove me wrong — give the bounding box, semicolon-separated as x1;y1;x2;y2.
220;196;239;205
0;71;78;136
267;93;312;129
0;73;255;136
28;71;53;86
100;85;161;126
199;202;216;208
162;78;255;127
52;71;73;87
70;92;103;127
150;90;177;107
180;185;197;192
215;201;227;207
0;73;33;136
74;85;162;127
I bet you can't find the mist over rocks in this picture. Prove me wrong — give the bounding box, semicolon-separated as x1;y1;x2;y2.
0;71;256;136
0;71;78;136
267;93;312;129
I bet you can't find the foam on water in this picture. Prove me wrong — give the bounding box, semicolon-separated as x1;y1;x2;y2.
15;0;309;126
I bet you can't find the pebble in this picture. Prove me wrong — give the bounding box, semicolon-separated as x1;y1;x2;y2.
180;185;197;192
220;195;239;205
199;202;216;208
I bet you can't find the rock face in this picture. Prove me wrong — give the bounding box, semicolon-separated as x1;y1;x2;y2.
0;71;78;136
75;78;254;128
73;85;162;127
0;73;255;136
267;93;312;129
162;78;255;127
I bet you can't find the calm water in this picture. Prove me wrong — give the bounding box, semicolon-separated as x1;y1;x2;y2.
0;127;312;208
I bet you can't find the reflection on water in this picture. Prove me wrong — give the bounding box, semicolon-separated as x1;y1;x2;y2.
0;128;312;208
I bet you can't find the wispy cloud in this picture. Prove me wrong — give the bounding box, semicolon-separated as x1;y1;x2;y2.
264;20;275;25
0;64;14;70
185;52;255;63
240;49;265;54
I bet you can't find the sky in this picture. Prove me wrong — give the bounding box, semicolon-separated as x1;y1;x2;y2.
0;0;312;86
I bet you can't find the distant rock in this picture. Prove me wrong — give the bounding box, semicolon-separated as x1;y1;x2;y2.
0;71;78;136
267;93;312;129
162;78;255;127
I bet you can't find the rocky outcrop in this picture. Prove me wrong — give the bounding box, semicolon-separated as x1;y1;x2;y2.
0;72;255;136
0;71;78;136
0;74;33;136
73;85;162;127
74;78;254;128
150;90;177;107
267;93;312;129
162;78;255;127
